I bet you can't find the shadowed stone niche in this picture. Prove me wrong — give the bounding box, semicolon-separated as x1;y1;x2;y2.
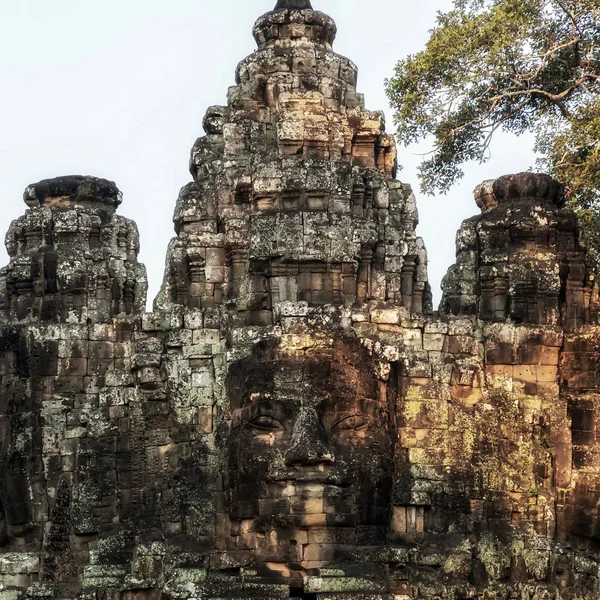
2;1;600;599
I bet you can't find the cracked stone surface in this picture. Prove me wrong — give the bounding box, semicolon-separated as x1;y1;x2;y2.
0;2;600;600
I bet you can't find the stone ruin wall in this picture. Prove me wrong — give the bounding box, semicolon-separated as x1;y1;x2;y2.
1;2;600;600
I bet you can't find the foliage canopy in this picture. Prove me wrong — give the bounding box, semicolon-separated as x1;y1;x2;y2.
385;0;600;212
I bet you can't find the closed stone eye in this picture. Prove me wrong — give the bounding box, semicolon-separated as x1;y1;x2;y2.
332;415;369;431
248;415;285;432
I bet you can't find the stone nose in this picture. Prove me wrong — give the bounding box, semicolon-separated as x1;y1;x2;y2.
284;407;334;466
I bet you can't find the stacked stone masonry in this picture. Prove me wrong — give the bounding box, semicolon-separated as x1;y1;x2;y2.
1;2;600;599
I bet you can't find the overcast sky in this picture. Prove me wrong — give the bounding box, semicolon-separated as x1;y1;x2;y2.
0;0;538;307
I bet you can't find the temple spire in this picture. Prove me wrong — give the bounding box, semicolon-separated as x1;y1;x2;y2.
274;0;313;10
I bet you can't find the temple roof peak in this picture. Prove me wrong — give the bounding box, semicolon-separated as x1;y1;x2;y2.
255;0;335;48
274;0;313;10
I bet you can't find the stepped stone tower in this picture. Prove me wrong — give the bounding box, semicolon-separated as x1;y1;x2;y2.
1;2;600;600
155;0;430;319
441;173;597;329
0;176;146;324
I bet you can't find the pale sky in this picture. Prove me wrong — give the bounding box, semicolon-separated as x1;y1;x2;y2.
0;0;538;308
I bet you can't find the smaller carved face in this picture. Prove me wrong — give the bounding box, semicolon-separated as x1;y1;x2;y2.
225;337;396;569
132;339;165;395
202;106;226;135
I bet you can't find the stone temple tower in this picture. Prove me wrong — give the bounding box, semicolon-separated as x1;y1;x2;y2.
155;0;431;320
1;2;600;600
0;176;146;324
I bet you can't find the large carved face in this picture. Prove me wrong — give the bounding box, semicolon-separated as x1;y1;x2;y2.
225;337;396;573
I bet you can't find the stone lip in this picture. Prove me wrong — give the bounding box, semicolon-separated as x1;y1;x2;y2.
23;175;122;209
492;172;565;208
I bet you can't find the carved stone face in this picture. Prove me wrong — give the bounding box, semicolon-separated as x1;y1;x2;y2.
225;337;395;572
132;339;166;396
202;106;225;135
